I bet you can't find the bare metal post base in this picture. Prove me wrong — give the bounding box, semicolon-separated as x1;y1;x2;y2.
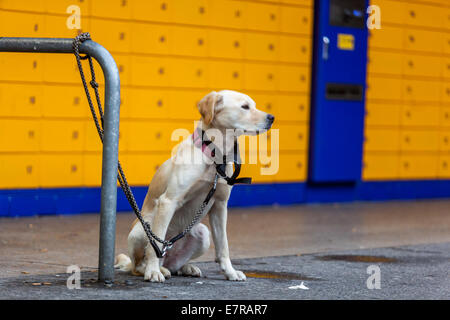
0;37;121;282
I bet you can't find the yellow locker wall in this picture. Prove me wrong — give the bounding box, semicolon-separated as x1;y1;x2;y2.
0;0;313;188
363;0;450;181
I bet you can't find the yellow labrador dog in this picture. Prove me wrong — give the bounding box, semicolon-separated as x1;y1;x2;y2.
115;90;274;282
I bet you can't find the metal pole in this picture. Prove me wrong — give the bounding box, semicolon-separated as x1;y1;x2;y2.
0;37;121;282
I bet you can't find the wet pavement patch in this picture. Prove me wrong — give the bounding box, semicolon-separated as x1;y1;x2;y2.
315;255;398;263
243;270;320;281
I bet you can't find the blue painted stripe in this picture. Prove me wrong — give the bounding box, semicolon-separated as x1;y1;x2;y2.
1;180;450;217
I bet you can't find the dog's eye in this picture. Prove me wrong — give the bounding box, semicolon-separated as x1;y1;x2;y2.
241;104;249;110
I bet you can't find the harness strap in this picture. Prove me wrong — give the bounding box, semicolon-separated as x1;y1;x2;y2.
193;127;252;186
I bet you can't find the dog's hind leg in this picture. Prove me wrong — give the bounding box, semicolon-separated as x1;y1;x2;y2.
162;223;210;277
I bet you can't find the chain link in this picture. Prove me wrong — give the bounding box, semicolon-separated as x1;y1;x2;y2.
72;33;215;257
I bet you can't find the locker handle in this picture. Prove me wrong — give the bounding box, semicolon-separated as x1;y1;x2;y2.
322;36;330;60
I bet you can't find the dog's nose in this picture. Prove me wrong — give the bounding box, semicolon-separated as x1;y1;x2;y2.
266;114;275;123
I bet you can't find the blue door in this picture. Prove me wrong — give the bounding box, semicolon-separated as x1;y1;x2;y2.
309;0;369;183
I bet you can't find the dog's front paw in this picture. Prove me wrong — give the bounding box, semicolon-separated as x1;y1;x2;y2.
160;266;171;279
179;264;202;277
144;270;166;282
225;269;246;281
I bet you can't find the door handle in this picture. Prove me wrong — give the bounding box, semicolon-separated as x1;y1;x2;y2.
322;36;330;60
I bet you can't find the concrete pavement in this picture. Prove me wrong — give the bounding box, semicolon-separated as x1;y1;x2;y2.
0;199;449;299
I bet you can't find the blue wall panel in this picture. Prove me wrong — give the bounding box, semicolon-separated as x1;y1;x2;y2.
2;181;450;217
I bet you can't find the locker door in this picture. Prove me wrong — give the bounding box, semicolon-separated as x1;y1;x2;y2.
309;0;368;182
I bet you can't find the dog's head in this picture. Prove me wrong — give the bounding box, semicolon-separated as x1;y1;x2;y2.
197;90;274;135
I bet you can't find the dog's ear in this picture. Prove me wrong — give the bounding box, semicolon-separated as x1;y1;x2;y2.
197;91;219;125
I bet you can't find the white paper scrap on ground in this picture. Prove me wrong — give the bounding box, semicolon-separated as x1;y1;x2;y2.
288;282;309;290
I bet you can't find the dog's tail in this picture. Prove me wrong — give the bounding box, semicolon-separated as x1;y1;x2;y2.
114;253;132;272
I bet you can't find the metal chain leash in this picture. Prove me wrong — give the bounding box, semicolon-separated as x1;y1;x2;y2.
72;33;217;258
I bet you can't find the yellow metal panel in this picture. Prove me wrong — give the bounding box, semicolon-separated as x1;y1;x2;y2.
131;56;171;86
365;103;401;127
128;122;178;152
362;153;399;181
444;32;450;55
401;106;440;127
44;15;89;38
84;120;129;152
439;131;450;151
172;0;210;26
170;58;208;88
273;153;307;182
440;107;450;127
364;128;400;152
367;51;403;76
40;120;85;152
1;0;45;12
371;0;406;24
244;33;279;62
131;0;173;22
42;85;88;118
366;77;402;101
0;11;45;37
438;155;450;178
172;26;208;57
239;161;274;183
403;79;442;103
403;55;442;78
245;2;280;32
90;19;131;53
279;35;311;63
404;3;446;29
368;26;403;50
91;0;131;19
82;153;102;187
443;58;450;79
169;90;202;120
243;63;277;91
273;123;308;151
0;120;40;152
400;130;439;152
42;53;80;84
280;0;312;5
127;88;171;119
84;120;102;152
45;0;90;15
280;5;312;34
113;54;130;86
276;95;309;122
0;53;43;82
208;30;244;59
130;23;171;54
442;84;450;104
38;154;83;187
119;87;131;119
121;153;171;186
0;155;39;189
208;61;243;90
278;65;310;92
399;154;438;179
403;29;443;54
0;84;42;117
210;0;245;29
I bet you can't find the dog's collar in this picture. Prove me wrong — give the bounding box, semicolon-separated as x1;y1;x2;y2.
192;127;252;186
